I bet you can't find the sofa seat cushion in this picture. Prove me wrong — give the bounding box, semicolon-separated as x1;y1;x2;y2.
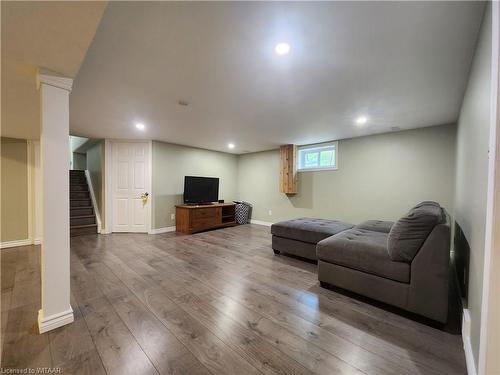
355;220;394;233
271;218;354;244
317;229;410;283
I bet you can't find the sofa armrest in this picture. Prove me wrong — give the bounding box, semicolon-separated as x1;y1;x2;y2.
407;222;451;323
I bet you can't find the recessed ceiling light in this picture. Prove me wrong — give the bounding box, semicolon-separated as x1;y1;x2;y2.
355;116;368;125
275;42;290;56
135;123;145;130
228;143;235;149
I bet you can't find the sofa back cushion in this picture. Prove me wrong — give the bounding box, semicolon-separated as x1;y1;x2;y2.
387;202;444;262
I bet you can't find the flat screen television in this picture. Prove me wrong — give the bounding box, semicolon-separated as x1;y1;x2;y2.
183;176;219;204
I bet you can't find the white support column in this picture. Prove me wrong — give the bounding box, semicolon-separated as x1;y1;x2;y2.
36;69;74;334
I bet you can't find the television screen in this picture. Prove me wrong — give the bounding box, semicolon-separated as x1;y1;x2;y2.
183;176;219;204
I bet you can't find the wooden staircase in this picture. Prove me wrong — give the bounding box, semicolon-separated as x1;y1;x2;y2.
70;170;98;236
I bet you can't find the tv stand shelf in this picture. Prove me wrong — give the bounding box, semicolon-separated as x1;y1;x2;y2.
175;202;236;234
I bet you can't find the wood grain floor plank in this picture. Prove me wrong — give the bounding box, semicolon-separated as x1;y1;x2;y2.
0;290;12;359
177;293;320;375
70;255;105;305
103;259;266;375
105;286;212;375
79;296;159;375
1;248;18;292
56;349;107;375
48;316;96;365
209;294;365;375
1;303;52;369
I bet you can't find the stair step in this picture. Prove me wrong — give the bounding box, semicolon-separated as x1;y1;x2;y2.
70;191;90;199
70;199;92;207
70;178;87;183
70;223;97;237
70;207;94;216
70;184;88;192
70;181;87;186
71;215;96;226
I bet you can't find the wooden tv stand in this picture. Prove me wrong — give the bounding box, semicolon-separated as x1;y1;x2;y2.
175;203;236;234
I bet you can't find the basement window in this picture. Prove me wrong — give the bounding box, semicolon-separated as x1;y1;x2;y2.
297;141;338;171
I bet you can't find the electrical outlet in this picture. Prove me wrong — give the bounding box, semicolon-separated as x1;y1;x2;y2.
171;213;175;220
268;210;272;216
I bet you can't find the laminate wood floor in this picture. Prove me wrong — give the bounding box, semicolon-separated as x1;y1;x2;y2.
1;224;467;374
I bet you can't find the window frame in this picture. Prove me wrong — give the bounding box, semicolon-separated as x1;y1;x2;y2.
297;141;338;172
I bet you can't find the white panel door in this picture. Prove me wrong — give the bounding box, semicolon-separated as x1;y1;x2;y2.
112;142;150;232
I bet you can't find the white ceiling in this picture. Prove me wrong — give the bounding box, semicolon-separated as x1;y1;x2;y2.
1;1;107;140
70;1;485;154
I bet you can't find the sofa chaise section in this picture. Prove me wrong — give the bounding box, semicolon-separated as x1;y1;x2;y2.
316;228;410;283
317;202;450;323
271;218;354;260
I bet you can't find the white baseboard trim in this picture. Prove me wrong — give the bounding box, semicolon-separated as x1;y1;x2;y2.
149;226;176;234
250;219;273;227
1;239;33;249
38;307;74;334
462;308;477;375
1;238;43;249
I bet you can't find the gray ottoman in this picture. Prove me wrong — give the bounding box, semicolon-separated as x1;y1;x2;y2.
271;218;354;260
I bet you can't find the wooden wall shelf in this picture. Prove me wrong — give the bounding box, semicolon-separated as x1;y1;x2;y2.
280;144;297;194
175;203;236;234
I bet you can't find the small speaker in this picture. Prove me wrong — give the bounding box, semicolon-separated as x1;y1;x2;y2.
218;199;224;203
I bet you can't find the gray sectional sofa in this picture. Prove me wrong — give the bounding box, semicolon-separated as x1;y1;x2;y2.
270;202;451;323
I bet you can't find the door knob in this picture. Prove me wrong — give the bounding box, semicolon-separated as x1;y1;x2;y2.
141;192;149;203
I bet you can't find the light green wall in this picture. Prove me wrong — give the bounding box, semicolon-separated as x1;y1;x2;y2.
86;141;105;227
454;4;490;367
152;141;238;229
1;137;29;242
237;124;456;224
72;152;87;170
